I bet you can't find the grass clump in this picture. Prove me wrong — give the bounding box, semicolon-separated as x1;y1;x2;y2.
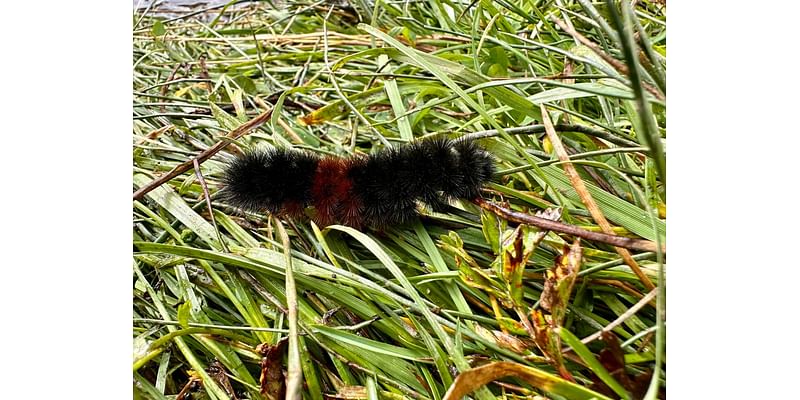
133;1;666;399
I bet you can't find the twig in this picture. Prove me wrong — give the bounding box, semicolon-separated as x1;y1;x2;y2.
132;108;273;201
159;62;185;112
192;158;229;253
197;55;212;93
457;123;640;148
539;104;656;290
591;279;649;304
475;198;663;253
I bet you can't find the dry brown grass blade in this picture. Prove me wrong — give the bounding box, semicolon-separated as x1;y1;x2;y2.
539;104;656;290
442;361;612;400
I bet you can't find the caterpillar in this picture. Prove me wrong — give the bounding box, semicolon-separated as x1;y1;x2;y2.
219;138;495;228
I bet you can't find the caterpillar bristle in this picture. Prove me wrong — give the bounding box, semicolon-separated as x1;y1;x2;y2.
219;148;320;214
219;138;495;228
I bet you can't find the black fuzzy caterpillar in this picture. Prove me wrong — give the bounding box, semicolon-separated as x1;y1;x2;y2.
220;138;494;228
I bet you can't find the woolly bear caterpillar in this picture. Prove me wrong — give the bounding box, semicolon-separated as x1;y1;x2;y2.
219;138;494;228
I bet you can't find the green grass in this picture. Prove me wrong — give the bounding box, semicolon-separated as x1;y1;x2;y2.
133;1;666;399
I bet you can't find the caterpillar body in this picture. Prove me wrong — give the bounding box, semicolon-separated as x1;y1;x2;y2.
220;138;495;228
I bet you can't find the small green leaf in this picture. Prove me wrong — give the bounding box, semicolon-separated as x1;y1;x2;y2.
488;47;510;68
209;102;242;130
401;27;416;44
232;75;257;96
177;300;191;329
151;20;166;37
440;231;506;301
487;63;507;78
481;210;503;254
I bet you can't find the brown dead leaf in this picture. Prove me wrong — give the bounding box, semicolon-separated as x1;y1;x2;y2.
492;329;531;354
175;370;203;400
298;112;322;126
474;325;530;354
530;310;573;381
587;332;663;400
528;239;583;381
257;338;289;400
442;361;611;400
206;360;238;400
539;239;582;320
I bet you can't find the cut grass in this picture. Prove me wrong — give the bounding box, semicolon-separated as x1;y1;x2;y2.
133;1;666;399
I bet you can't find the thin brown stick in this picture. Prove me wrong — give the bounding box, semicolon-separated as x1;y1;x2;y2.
132;108;273;201
197;55;212;93
592;279;648;303
550;15;665;102
539;104;656;290
159;62;185;112
475;198;663;253
457;123;640;148
192;158;228;253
